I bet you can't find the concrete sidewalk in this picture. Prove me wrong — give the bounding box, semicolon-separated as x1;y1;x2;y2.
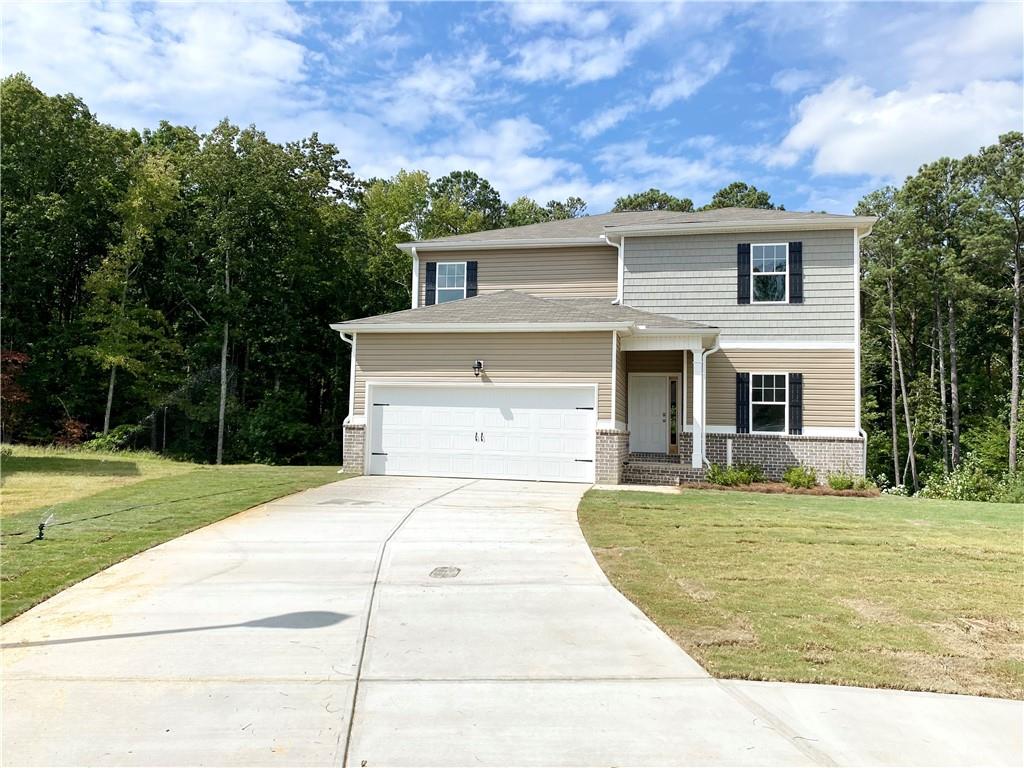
2;475;1020;766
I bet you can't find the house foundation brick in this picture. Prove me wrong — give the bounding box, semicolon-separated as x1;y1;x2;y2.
342;422;366;475
595;429;629;484
704;433;865;481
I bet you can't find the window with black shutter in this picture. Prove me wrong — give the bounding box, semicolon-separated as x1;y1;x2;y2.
788;242;803;304
466;261;478;297
788;372;803;435
736;372;750;433
424;262;437;305
737;244;751;304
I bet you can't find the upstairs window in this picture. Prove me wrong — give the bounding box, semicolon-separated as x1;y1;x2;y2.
436;262;466;303
751;373;787;433
751;243;788;303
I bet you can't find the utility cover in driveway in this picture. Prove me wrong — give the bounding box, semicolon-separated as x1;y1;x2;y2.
367;384;596;482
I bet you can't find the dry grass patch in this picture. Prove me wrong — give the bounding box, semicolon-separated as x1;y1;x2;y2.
578;488;1024;699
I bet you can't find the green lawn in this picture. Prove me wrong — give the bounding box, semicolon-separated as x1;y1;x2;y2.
579;488;1024;699
1;444;195;517
1;447;346;622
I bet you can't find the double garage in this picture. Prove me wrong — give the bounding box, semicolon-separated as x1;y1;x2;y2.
366;384;598;483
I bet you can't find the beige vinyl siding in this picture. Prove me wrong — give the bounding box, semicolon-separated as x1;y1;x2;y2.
706;349;856;428
354;332;613;420
418;246;617;305
622;229;855;343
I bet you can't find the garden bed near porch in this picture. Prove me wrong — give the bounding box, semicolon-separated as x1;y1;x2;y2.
679;480;880;497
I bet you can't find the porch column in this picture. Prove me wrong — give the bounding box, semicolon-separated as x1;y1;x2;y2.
691;348;705;468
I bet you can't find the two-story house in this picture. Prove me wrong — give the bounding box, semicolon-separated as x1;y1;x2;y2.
331;207;875;485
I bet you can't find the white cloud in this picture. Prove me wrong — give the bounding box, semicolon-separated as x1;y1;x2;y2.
648;46;733;109
1;1;312;129
336;2;402;46
505;1;610;35
770;68;823;95
778;77;1024;178
507;2;684;85
577;102;637;140
904;2;1023;88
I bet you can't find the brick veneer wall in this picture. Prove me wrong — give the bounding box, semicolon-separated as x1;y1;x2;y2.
342;422;366;475
620;431;864;486
595;429;629;484
705;433;864;481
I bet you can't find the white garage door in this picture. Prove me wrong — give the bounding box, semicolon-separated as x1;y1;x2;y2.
367;385;596;483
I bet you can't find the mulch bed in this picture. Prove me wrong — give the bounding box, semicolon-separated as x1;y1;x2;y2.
679;481;880;497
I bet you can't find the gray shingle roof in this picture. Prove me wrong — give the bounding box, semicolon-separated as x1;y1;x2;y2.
331;290;712;331
402;207;872;247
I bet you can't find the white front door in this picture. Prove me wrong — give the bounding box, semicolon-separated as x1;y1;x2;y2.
367;385;596;482
629;375;669;453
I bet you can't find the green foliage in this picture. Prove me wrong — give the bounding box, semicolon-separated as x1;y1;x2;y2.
699;182;781;210
827;471;857;491
705;463;766;486
82;424;144;452
783;465;818;488
920;454;998;501
613;188;693;212
992;472;1024;504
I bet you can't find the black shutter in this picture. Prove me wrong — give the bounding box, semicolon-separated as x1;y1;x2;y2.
424;262;436;305
466;261;478;297
737;244;751;304
789;242;803;304
736;372;750;433
789;373;803;435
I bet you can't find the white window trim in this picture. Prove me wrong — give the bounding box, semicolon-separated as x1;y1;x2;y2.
750;371;788;435
435;261;467;303
751;242;789;305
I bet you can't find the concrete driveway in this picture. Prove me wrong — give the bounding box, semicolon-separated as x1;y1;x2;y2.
2;476;1020;767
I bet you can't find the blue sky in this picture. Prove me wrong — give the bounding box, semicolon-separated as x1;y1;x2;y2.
3;1;1021;213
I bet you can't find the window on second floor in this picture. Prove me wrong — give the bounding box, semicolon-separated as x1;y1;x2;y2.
751;243;788;303
436;262;466;303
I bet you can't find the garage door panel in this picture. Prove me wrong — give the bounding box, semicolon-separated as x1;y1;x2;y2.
367;385;595;483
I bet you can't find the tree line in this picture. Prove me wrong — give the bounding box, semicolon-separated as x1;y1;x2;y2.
1;74;1020;490
857;132;1022;495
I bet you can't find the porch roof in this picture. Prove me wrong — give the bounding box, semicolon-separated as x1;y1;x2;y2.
330;290;716;337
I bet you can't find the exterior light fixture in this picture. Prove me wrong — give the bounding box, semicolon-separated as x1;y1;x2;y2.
473;360;484;377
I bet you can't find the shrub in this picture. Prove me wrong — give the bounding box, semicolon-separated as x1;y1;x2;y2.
882;483;909;496
706;462;766;486
992;471;1024;504
920;453;998;501
83;424;144;452
783;465;817;489
55;417;89;447
827;471;856;491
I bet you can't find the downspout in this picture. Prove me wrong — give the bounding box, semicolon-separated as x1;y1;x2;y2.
701;341;721;468
602;234;625;304
854;225;873;476
410;247;420;309
339;332;355;422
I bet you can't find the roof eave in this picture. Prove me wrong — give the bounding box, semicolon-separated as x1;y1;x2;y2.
396;237;611;252
603;217;878;237
330;321;635;333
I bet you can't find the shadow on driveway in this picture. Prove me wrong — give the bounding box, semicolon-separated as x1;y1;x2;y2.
1;610;349;649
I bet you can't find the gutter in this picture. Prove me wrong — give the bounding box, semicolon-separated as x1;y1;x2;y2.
329;321;636;334
604;217;878;238
397;237;611;252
